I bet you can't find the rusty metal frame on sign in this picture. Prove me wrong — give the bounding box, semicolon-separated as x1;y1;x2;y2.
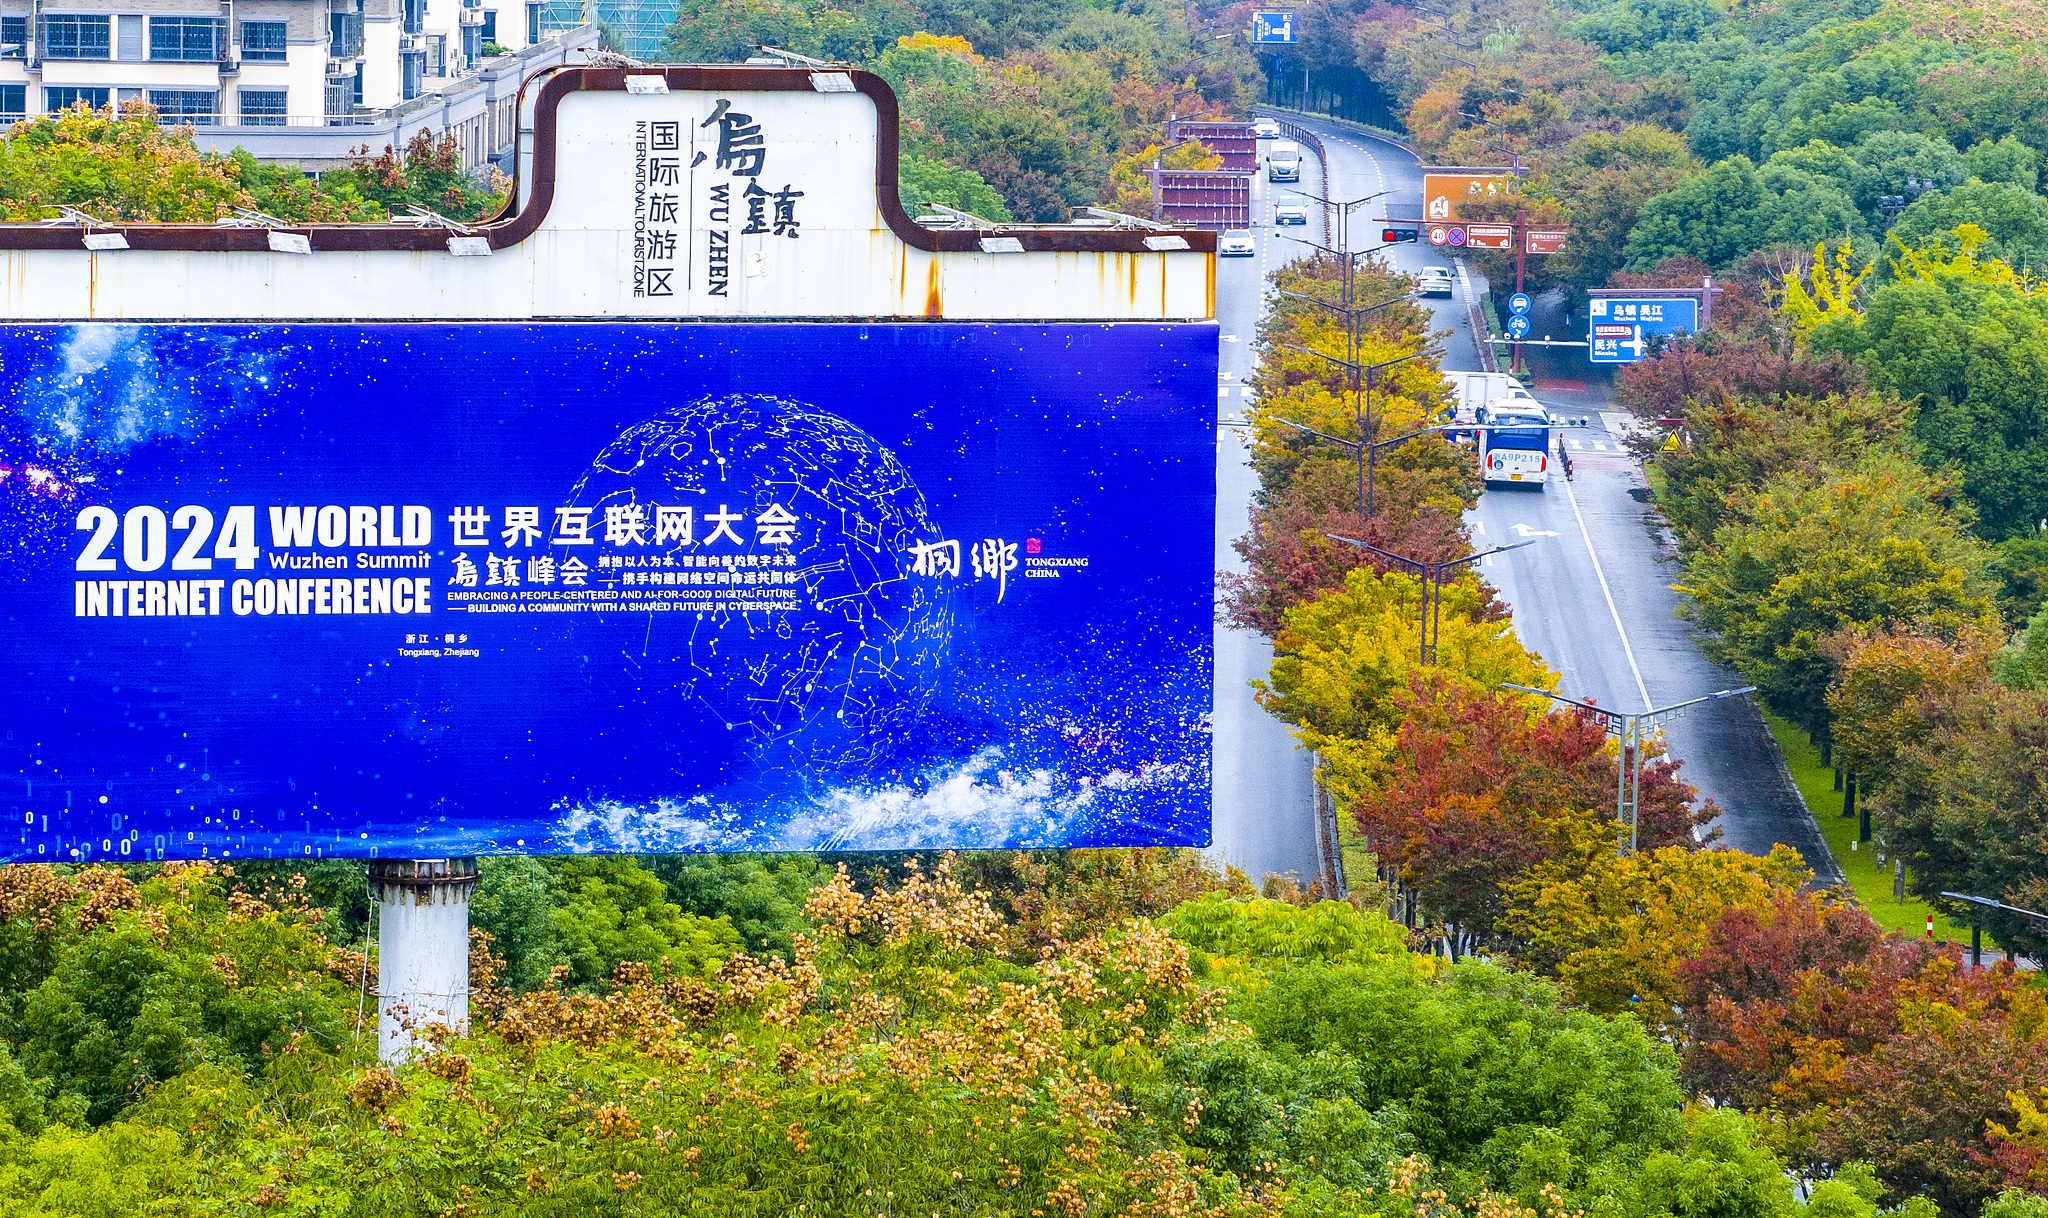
0;67;1216;256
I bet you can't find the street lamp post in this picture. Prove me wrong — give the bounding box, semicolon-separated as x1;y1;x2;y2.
1940;892;2046;968
1274;289;1411;367
1277;347;1435;516
1326;533;1536;664
1500;684;1758;853
1289;188;1390;268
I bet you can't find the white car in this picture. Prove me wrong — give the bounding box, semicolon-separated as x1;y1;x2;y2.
1219;229;1255;257
1253;117;1280;139
1273;202;1307;226
1417;266;1455;297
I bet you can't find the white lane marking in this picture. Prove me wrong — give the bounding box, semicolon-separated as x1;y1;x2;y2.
1593;441;1609;452
1511;523;1560;537
1223;335;1240;342
1561;475;1653;710
1472;518;1485;535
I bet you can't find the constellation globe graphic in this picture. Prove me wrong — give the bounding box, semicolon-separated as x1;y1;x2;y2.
566;393;955;775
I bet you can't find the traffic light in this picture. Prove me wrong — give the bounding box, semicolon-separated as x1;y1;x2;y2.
1381;227;1419;243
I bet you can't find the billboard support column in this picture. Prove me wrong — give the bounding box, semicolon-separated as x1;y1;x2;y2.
371;857;479;1062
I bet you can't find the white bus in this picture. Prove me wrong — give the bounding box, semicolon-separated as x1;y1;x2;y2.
1478;402;1553;486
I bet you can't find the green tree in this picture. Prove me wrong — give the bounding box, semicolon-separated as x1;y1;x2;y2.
1963;135;2041;191
1820;233;2048;538
1687;453;1998;737
540;857;742;989
1625;157;1771;269
637;853;823;957
895;154;1013;221
1883;181;2048;283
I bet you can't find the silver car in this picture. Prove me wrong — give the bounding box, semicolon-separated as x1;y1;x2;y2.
1219;229;1255;257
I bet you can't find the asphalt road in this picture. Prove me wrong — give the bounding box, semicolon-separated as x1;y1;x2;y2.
1206;151;1325;886
1227;112;1843;885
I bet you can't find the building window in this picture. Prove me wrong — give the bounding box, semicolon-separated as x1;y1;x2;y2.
240;20;287;61
461;23;480;63
400;48;424;100
40;15;111;60
117;14;144;60
481;10;496;44
402;0;424;36
0;16;25;57
328;12;362;57
525;2;540;44
427;32;445;75
0;83;23;117
148;89;217;124
45;86;110;111
150;16;221;61
239;88;286;125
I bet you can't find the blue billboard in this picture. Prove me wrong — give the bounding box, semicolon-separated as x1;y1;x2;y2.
1251;10;1297;42
0;324;1216;861
1587;295;1700;363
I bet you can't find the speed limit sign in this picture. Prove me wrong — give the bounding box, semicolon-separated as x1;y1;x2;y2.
1428;225;1451;246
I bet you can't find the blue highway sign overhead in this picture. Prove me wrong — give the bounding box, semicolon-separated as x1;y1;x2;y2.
1587;295;1699;364
1251;10;1297;42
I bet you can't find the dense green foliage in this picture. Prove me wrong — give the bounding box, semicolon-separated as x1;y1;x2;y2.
661;5;1259;222
0;854;1999;1218
0;105;505;222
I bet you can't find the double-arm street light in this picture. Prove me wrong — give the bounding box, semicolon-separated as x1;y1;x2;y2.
1288;188;1390;261
1499;684;1758;854
1276;231;1412;304
1274;347;1436;516
1268;417;1450;519
1327;533;1535;665
1275;289;1412;364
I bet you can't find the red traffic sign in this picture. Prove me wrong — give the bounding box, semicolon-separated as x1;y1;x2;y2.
1446;226;1468;247
1427;225;1450;246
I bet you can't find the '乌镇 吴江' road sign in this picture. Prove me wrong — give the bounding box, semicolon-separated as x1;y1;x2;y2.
1587;295;1698;363
1250;10;1296;42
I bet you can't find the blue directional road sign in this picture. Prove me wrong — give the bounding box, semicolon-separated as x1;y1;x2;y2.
1587;295;1699;364
1250;10;1297;43
1505;315;1531;340
1507;292;1531;315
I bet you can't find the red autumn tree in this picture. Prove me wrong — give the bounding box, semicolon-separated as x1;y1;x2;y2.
1354;672;1713;949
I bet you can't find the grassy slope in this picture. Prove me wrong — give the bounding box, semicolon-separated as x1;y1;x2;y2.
1761;710;1942;938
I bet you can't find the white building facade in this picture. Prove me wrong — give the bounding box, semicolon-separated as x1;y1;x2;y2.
0;0;596;168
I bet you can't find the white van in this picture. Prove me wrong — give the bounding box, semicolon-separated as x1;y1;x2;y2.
1266;140;1302;182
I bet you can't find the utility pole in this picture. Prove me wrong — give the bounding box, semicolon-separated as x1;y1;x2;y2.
1502;685;1757;853
1327;535;1535;663
1459;112;1530;376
